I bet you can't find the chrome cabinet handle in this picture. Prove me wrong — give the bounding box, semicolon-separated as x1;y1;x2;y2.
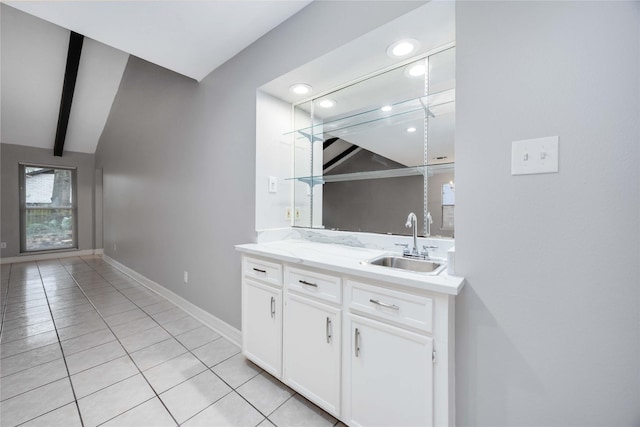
326;317;332;343
299;280;318;287
355;328;360;357
369;298;400;310
270;296;275;318
253;267;266;273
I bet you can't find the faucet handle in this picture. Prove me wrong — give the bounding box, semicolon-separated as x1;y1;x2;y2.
421;245;438;258
395;243;410;255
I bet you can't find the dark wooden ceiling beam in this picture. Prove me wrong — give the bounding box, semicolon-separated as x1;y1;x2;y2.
323;144;359;171
53;31;84;157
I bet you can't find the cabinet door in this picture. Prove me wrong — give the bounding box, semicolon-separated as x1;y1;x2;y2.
346;314;433;427
242;279;282;377
283;293;341;416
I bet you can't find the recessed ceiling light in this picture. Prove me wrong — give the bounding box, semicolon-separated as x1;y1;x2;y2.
318;99;336;108
289;83;312;95
387;39;419;58
405;63;427;77
406;127;417;133
381;105;392;112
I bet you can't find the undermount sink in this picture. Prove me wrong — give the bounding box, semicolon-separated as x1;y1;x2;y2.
365;255;446;275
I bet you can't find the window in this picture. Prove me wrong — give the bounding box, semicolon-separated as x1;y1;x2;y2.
441;182;455;231
19;164;78;252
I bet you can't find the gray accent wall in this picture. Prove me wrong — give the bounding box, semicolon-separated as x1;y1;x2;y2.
455;2;640;425
95;1;424;330
0;143;96;258
323;175;424;235
322;149;454;237
322;149;423;236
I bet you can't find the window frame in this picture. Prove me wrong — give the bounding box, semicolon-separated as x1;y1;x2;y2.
19;163;79;254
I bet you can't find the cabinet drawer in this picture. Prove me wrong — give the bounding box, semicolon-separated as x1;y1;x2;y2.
347;280;433;333
243;256;282;286
285;267;342;305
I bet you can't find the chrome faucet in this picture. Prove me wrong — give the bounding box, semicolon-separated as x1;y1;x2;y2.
405;212;419;256
400;212;438;260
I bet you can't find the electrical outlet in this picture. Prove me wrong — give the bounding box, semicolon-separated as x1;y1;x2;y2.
113;243;117;252
295;207;301;220
0;242;6;249
183;271;188;284
285;207;292;220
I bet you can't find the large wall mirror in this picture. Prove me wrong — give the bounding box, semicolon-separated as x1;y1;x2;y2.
288;46;455;237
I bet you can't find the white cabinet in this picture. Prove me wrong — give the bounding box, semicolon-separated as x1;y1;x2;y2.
284;292;341;416
238;251;456;427
241;256;283;378
345;314;433;427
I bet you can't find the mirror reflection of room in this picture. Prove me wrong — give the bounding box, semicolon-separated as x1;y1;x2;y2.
292;46;455;237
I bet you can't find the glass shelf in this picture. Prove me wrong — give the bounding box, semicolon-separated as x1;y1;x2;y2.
286;162;454;186
283;88;455;142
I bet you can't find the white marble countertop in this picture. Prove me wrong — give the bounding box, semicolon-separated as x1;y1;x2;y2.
235;240;465;296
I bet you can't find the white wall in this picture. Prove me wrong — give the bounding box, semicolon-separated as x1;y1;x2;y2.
455;2;640;425
255;91;293;231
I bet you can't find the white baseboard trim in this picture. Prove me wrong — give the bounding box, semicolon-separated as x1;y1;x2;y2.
102;254;242;347
1;249;103;265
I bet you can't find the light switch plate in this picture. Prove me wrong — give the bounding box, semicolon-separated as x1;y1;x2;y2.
268;176;277;193
512;136;559;175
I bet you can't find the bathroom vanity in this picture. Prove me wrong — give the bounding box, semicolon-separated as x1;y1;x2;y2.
236;240;464;426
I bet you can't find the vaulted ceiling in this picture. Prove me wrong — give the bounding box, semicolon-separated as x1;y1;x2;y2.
1;1;311;154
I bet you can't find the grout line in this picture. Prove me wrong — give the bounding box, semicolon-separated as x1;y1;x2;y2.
178;389;238;425
0;346;64;379
93;396;158;427
0;263;15;337
66;347;131;376
0;322;57;345
75;256;257;424
60;256;182;426
13;400;77;427
0;368;69;403
4;256;334;427
15;259;204;423
36;258;86;427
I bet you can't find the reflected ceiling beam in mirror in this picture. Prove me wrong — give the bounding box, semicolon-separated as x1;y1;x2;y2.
323;137;340;150
323;145;360;171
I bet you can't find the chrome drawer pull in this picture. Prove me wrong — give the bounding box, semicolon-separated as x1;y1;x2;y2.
252;267;267;273
326;317;332;343
299;280;318;287
369;299;400;310
270;296;276;318
355;328;360;357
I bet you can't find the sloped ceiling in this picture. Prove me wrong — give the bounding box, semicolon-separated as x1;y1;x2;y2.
1;5;129;153
6;0;312;82
1;1;311;154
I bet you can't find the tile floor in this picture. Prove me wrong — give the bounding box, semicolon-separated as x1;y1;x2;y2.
0;256;341;427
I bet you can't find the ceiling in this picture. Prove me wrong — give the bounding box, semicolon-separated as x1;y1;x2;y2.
6;1;312;82
1;1;311;154
260;1;456;167
260;1;454;105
